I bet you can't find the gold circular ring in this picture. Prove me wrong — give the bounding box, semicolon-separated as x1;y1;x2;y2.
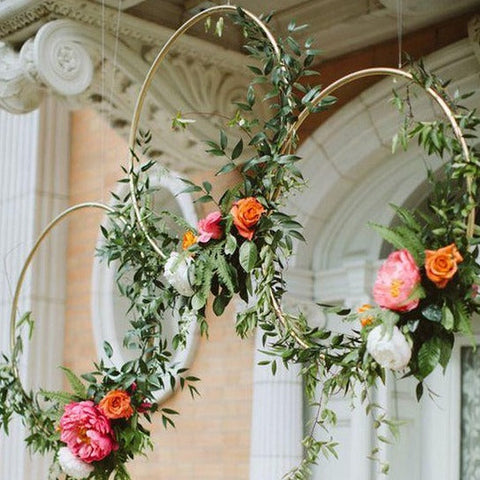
282;67;474;237
127;5;282;259
9;202;116;375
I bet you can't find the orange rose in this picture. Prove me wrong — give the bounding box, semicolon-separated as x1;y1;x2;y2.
98;390;134;420
425;243;463;289
230;197;265;240
182;230;197;250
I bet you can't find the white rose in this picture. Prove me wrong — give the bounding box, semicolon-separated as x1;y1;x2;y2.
366;325;411;371
164;252;195;297
58;447;94;479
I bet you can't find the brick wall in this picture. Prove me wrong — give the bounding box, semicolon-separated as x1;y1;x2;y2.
66;108;254;479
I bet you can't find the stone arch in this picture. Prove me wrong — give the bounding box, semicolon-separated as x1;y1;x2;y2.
293;39;480;273
289;38;480;480
248;38;480;480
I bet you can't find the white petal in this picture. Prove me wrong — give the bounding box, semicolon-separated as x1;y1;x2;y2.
58;447;94;479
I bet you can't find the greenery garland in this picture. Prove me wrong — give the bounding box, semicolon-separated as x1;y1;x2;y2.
1;6;479;480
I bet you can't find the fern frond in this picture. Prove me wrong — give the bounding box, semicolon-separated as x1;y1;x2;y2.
39;390;77;405
215;254;236;295
391;204;422;232
454;301;474;339
370;223;425;264
395;225;425;263
370;223;409;251
199;260;215;301
59;367;87;398
160;210;196;232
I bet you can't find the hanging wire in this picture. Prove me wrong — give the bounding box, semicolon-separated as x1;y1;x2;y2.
100;0;107;203
396;0;404;68
103;0;123;200
108;1;123;128
98;0;122;203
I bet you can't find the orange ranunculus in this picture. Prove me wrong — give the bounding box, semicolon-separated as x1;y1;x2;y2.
425;243;463;289
182;230;197;250
230;197;265;240
357;303;373;313
98;390;134;420
357;304;374;327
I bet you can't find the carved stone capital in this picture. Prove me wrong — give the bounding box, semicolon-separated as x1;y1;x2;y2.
0;40;43;112
0;19;94;113
28;20;94;96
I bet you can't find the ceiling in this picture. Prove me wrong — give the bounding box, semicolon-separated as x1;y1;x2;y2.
1;0;479;59
120;0;480;59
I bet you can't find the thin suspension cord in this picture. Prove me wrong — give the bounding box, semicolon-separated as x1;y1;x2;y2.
108;1;123;128
396;0;404;68
101;0;123;201
100;0;106;202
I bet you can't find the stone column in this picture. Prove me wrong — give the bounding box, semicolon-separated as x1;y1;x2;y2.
249;268;317;479
249;333;304;479
0;96;70;479
343;258;376;480
311;259;376;480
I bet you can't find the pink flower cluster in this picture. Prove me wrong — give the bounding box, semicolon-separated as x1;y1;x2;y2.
60;401;118;464
197;211;223;243
196;198;266;244
373;249;421;312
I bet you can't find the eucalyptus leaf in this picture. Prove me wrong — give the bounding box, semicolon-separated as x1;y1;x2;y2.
191;293;207;311
239;241;258;272
422;304;442;323
441;305;454;330
103;341;114;359
225;234;237;255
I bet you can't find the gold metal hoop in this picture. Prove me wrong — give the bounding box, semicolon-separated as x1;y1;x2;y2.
127;5;282;260
9;202;115;377
281;67;475;237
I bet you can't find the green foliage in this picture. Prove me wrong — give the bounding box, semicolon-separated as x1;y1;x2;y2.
418;337;442;379
239;241;258;272
60;367;87;398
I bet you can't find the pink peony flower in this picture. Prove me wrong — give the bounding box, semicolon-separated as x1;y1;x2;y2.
60;401;118;463
373;249;421;312
197;211;223;243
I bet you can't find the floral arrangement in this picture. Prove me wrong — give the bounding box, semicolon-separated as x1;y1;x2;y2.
52;379;158;479
0;5;479;480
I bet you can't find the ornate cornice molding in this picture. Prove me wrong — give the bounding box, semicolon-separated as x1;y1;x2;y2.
380;0;480;16
0;1;256;172
0;0;247;75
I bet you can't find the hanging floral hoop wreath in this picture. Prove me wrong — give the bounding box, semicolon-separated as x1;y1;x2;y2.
0;4;479;480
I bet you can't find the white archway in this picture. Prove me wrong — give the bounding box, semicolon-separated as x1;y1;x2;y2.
91;170;200;405
249;38;480;480
300;38;480;480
